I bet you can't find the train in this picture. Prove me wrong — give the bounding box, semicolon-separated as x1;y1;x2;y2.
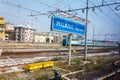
62;38;117;47
24;61;54;71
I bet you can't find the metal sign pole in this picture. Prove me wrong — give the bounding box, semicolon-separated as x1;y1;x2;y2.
68;34;72;65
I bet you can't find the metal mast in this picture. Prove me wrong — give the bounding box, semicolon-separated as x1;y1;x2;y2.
84;0;89;61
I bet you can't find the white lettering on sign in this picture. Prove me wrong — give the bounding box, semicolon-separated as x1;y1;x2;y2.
56;21;74;30
75;28;84;32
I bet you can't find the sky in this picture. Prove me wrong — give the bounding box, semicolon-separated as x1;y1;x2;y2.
0;0;120;41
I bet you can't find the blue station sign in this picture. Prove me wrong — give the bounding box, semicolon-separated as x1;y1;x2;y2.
51;16;86;35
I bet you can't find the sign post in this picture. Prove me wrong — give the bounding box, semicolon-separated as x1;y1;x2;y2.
51;16;86;35
51;16;86;65
68;34;72;65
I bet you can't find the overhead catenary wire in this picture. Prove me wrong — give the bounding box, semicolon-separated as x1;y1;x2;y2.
29;0;68;16
87;1;120;41
53;0;72;10
88;23;114;35
88;0;120;25
63;1;120;12
89;21;120;40
89;23;112;34
60;0;73;10
0;0;41;13
111;0;120;10
88;23;120;41
0;0;119;34
88;0;119;33
36;0;68;11
104;1;120;18
0;0;55;30
0;11;36;22
0;11;38;28
37;1;57;9
98;7;120;25
47;1;120;24
110;0;115;3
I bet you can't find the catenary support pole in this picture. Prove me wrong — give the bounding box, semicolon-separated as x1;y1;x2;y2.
84;0;89;61
93;27;95;47
68;34;72;65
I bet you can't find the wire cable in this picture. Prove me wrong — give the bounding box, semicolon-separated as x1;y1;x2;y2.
0;0;40;13
89;0;120;25
104;1;120;18
36;0;67;12
88;0;117;32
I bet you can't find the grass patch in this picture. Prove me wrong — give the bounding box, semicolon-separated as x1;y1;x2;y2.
0;55;119;80
51;57;63;61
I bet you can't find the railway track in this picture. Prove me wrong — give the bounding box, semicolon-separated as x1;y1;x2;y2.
0;47;117;58
0;47;118;76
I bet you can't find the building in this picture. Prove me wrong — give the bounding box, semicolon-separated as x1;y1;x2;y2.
34;32;54;43
0;16;4;25
14;25;35;42
54;33;62;43
0;16;5;41
0;25;5;41
34;32;63;43
5;23;14;40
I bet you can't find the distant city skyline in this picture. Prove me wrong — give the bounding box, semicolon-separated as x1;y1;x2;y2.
0;0;120;41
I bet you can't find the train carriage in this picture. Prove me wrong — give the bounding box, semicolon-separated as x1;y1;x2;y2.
62;39;117;47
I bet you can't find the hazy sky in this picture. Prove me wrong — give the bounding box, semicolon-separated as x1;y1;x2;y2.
0;0;120;41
